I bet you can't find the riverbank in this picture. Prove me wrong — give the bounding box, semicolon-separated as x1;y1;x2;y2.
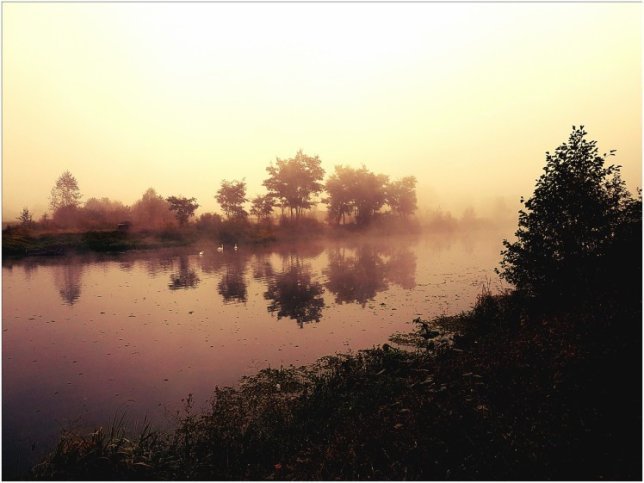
31;289;641;480
2;229;196;257
2;217;427;258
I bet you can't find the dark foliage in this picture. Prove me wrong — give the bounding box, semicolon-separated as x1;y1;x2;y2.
499;126;641;303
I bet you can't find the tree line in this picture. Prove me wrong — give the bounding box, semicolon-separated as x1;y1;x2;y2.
16;150;417;232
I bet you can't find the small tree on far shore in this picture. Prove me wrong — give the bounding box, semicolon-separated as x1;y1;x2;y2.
324;165;355;225
18;208;34;227
263;150;325;221
166;196;199;226
49;171;83;228
387;176;418;217
216;180;248;220
324;165;389;226
250;194;275;223
50;171;82;211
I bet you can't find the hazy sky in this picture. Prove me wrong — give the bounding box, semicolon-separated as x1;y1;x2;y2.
3;2;641;220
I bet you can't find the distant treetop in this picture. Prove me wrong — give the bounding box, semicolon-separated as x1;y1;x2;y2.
50;170;82;211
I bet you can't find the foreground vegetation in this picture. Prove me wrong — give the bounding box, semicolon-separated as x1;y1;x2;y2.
31;288;641;480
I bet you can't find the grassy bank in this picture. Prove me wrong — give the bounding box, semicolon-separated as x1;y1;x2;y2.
2;229;199;257
2;216;423;258
31;289;641;480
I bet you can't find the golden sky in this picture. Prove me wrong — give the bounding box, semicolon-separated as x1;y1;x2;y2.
3;2;641;220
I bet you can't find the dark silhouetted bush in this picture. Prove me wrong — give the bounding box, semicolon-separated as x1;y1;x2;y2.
499;126;641;303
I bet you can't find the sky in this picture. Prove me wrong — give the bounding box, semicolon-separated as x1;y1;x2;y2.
2;2;641;220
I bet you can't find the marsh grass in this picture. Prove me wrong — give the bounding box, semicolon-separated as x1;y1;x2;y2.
31;413;168;480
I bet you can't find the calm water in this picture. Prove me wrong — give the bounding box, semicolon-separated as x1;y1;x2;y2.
3;232;506;475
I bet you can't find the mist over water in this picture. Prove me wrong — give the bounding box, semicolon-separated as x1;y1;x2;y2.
3;230;507;476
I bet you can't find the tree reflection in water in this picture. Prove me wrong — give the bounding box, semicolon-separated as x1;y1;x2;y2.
385;248;417;290
198;252;226;275
217;255;248;303
264;255;324;327
168;256;200;290
325;246;387;307
119;260;134;272
21;259;39;280
324;244;416;306
145;256;174;277
251;252;274;281
52;262;83;305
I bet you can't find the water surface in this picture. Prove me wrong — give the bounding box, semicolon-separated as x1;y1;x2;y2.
3;232;506;475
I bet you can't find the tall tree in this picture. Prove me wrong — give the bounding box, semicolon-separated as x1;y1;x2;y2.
498;126;636;301
323;165;389;225
131;188;176;230
351;167;389;225
166;196;200;226
215;180;248;220
324;165;355;225
250;194;275;223
387;176;418;217
263;150;325;220
50;171;82;211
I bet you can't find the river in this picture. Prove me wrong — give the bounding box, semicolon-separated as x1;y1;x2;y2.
2;230;508;477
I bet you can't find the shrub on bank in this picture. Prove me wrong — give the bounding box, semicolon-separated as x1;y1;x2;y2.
499;126;641;304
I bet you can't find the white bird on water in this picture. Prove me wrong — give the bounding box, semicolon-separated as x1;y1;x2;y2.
198;251;204;256
217;244;224;253
234;244;238;251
